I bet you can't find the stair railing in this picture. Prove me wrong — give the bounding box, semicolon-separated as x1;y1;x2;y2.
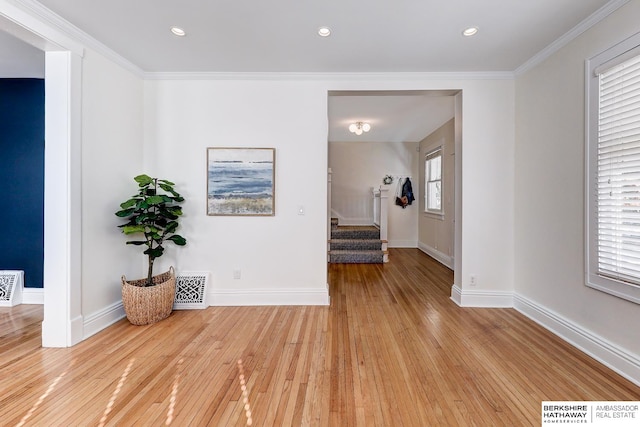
373;186;389;261
373;188;381;227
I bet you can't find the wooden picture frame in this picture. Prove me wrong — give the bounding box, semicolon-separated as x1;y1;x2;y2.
207;147;275;216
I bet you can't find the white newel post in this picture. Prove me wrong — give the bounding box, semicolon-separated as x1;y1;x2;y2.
327;168;332;259
379;187;389;262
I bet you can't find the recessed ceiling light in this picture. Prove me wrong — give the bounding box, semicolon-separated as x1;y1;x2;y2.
462;27;478;37
318;27;331;37
170;26;186;37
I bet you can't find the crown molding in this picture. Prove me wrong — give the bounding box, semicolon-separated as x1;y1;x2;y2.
515;0;630;76
143;71;515;81
10;0;144;78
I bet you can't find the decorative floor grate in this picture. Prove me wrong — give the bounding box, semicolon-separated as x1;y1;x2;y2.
0;271;23;307
174;272;209;310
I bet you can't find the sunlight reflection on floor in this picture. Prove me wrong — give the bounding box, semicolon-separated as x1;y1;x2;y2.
17;359;76;427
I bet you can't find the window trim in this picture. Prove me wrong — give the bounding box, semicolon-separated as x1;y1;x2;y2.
424;147;443;215
585;30;640;304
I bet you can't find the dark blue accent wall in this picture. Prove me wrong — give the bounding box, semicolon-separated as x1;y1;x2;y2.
0;79;45;288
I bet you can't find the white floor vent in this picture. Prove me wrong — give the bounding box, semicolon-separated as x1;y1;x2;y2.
0;271;24;307
174;272;209;310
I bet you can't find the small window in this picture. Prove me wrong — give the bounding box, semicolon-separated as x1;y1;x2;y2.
586;31;640;304
425;148;442;213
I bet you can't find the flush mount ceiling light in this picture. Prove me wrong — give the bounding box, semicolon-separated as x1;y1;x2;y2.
462;26;479;37
348;122;371;136
318;27;331;37
170;26;186;37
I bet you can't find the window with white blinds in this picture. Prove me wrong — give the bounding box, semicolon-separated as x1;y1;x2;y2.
586;31;640;304
425;148;442;213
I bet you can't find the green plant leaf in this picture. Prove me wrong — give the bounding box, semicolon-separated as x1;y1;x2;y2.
145;195;165;205
158;179;175;186
165;206;183;215
168;235;187;246
115;208;136;217
157;209;178;221
135;174;153;186
165;221;179;234
123;225;146;234
118;221;137;230
119;198;138;209
135;213;153;224
126;241;148;246
159;183;179;196
144;246;164;258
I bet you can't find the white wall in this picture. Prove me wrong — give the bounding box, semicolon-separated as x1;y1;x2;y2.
329;141;419;247
515;0;640;374
81;47;144;327
457;80;515;302
144;79;331;305
144;77;515;308
418;119;455;268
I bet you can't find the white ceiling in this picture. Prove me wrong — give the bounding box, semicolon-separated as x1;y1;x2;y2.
32;0;612;73
0;0;620;142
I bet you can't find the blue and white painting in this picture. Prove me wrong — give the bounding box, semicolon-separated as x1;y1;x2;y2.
207;148;275;215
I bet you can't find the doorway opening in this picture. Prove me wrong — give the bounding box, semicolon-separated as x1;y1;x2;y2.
326;90;462;283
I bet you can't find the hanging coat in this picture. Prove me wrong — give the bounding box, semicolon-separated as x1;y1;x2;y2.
402;178;415;205
395;180;408;208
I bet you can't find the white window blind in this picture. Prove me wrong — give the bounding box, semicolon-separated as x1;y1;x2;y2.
596;51;640;286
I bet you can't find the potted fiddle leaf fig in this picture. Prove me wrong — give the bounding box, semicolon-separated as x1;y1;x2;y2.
115;174;187;325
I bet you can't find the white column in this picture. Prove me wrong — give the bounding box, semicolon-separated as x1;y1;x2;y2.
42;51;83;347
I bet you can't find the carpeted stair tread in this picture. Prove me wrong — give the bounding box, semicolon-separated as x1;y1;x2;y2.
329;250;385;264
331;226;380;240
330;239;382;251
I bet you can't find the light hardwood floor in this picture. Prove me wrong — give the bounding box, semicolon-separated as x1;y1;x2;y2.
1;249;639;426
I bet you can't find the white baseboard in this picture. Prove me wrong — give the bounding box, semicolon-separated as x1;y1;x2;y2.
450;285;514;307
388;240;418;248
83;301;125;340
208;287;330;306
70;314;84;346
418;242;454;269
22;288;44;304
514;294;640;387
450;284;462;305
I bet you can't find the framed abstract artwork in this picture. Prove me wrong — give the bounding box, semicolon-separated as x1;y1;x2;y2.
206;147;275;216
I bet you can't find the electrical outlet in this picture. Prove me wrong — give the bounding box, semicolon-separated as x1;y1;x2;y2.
233;270;241;280
470;275;477;286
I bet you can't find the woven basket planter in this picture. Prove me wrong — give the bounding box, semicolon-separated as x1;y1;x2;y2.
121;267;176;325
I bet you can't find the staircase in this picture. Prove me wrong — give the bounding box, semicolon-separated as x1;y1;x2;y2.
328;218;388;264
